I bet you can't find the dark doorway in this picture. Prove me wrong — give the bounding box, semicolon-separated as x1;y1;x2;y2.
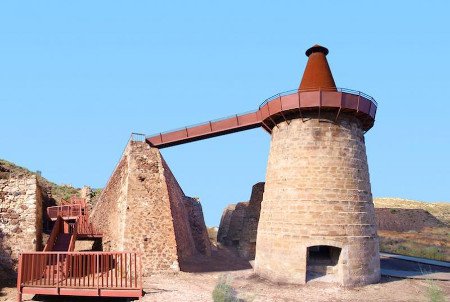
306;245;341;282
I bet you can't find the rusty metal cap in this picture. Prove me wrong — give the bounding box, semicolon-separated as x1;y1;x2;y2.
299;44;336;91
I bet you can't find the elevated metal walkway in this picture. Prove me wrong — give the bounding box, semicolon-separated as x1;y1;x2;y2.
146;88;377;148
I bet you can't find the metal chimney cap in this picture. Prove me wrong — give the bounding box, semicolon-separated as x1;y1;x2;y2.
305;44;329;57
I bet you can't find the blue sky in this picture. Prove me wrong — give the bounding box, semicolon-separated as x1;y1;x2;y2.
1;1;449;226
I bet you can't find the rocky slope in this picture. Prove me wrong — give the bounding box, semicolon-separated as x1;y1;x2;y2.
0;159;101;208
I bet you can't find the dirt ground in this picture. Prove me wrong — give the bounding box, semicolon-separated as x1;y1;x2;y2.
2;247;449;302
2;271;449;302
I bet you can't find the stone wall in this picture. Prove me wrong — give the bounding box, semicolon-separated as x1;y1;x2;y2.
226;202;249;246
218;182;264;259
0;174;43;279
255;113;380;287
183;197;211;256
238;182;264;258
161;159;197;260
217;204;236;243
90;152;128;252
91;141;209;275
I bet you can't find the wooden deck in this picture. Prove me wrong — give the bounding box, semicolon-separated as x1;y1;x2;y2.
17;252;142;301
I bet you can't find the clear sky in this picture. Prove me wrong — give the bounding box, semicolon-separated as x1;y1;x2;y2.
1;1;449;226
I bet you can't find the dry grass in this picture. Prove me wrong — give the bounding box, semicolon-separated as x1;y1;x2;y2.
375;198;450;262
0;158;102;206
378;227;450;261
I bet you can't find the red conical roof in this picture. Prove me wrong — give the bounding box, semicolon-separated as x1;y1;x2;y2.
299;45;336;91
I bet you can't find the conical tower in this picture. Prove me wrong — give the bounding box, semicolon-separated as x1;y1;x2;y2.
299;44;336;91
254;45;380;286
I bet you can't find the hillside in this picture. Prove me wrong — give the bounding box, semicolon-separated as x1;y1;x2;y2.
374;197;450;225
0;159;101;206
374;198;449;261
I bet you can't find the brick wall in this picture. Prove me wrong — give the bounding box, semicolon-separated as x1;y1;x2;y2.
255;113;380;287
0;174;43;279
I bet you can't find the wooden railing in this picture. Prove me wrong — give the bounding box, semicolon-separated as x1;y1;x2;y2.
47;205;82;220
17;252;142;298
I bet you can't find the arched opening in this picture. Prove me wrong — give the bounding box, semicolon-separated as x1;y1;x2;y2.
306;245;341;282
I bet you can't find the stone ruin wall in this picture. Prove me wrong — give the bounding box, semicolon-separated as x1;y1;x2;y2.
183;196;212;256
0;174;44;279
161;158;197;260
239;182;264;258
218;182;264;259
217;204;236;243
226;202;249;245
91;141;210;275
89;152;128;252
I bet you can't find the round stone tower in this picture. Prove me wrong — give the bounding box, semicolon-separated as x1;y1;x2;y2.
254;45;380;286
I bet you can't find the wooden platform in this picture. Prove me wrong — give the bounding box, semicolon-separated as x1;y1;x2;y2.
17;252;142;301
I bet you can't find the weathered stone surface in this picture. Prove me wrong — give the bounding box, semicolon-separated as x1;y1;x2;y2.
238;182;264;258
0;174;43;279
254;113;380;287
90;141;209;276
217;204;236;243
183;197;211;256
218;182;264;259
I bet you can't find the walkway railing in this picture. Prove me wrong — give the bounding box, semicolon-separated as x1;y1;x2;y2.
77;214;102;237
17;252;142;300
146;87;377;148
258;87;377;108
47;205;82;220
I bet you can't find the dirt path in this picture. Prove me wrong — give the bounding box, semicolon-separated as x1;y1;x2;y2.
5;272;447;302
3;247;450;301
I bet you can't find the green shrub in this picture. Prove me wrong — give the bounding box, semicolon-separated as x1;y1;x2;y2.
426;279;445;302
212;275;238;302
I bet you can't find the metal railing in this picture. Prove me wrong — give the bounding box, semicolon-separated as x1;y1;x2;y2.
18;252;142;290
77;215;101;237
68;223;77;252
146;109;259;139
44;217;63;251
131;133;146;142
47;205;82;220
146;87;377;142
259;87;377;108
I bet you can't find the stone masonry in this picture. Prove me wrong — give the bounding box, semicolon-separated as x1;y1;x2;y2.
183;197;212;256
90;140;210;275
217;204;236;243
218;182;264;259
0;174;43;279
238;182;264;258
254;113;380;286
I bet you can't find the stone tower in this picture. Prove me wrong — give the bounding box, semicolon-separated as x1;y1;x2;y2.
254;45;380;286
